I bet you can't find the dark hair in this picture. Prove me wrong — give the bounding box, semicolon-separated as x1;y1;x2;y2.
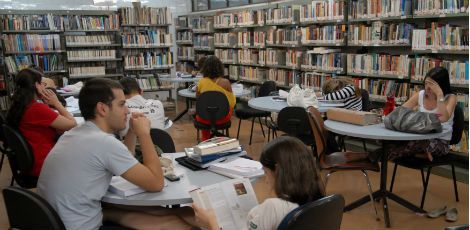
200;56;224;79
119;77;141;95
196;56;207;70
260;136;325;205
424;67;452;96
79;78;123;120
6;68;43;128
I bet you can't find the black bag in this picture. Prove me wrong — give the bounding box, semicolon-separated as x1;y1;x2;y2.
384;106;442;134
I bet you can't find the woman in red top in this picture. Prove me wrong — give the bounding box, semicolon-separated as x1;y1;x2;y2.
6;68;77;177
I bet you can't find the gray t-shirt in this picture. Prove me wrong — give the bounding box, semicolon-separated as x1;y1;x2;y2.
38;121;138;230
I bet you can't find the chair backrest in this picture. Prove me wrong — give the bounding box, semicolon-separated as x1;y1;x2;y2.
277;107;313;138
196;91;230;124
360;89;370;111
3;186;66;230
258;81;277;97
277;194;345;230
150;128;176;153
450;105;465;145
0;113;8;152
3;124;34;172
307;107;328;157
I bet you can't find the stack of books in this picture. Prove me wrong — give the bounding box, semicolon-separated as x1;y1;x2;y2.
184;137;246;169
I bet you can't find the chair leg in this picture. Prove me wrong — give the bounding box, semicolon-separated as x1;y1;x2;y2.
451;164;459;202
196;129;200;142
258;117;266;138
362;170;380;220
249;117;255;145
420;169;426;189
389;163;398;192
10;175;14;186
324;172;332;187
237;118;242;139
226;128;229;137
362;140;368;152
420;167;432;209
0;152;5;172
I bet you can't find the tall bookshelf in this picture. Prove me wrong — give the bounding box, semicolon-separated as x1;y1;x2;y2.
191;15;215;67
175;15;195;73
63;12;122;85
190;0;469;156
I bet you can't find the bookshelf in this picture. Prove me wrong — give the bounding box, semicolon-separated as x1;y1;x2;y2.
175;15;196;73
191;15;215;67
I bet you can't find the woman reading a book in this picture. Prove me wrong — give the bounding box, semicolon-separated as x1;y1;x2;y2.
6;68;76;177
320;77;362;111
193;136;325;229
195;56;235;141
370;67;457;162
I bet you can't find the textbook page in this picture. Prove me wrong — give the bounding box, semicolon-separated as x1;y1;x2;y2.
190;178;258;230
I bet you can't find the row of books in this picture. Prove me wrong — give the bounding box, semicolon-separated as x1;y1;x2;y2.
214;31;266;47
414;0;469;15
265;6;300;24
410;57;469;84
412;24;469;51
348;22;413;45
212;10;265;28
67;50;116;60
237;49;261;65
176;31;192;42
301;72;333;90
228;65;265;82
63;15;119;31
5;54;63;73
191;17;214;31
348;0;412;19
352;78;409;102
175;16;189;28
3;34;61;52
215;49;237;63
301;25;346;44
268;69;295;86
65;35;114;45
69;66;105;77
2;14;64;31
300;0;345;22
135;76;171;91
123;51;173;69
347;53;410;78
194;35;214;48
118;7;171;25
286;50;302;67
214;13;236;28
267;28;300;45
260;49;286;66
177;47;194;59
122;30;172;47
214;32;237;47
176;62;195;73
301;51;345;72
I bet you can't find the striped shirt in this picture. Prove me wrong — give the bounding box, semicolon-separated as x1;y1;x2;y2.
322;85;362;110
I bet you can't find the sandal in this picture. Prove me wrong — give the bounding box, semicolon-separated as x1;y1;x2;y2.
427;206;447;218
446;208;458;222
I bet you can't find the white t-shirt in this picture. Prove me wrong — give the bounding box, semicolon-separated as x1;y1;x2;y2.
122;95;165;134
247;198;299;230
38;121;138;230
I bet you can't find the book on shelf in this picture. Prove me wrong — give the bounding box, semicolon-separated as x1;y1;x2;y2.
3;34;61;52
108;176;145;197
63;14;120;31
122;29;172;47
300;0;345;22
301;25;345;44
349;0;412;19
191;17;214;32
67;50;116;61
2;14;64;31
266;5;301;24
5;54;63;73
347;53;410;78
66;35;114;45
410;57;469;84
123;51;173;69
349;22;413;45
189;178;258;230
412;24;469;51
119;6;171;25
414;0;468;15
208;157;264;178
193;137;240;155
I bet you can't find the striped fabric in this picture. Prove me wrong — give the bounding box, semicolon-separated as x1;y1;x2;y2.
322;85;362;110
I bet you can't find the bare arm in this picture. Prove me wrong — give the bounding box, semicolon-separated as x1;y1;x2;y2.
437;95;456;122
41;89;76;131
217;78;233;93
121;116;164;192
402;93;419;110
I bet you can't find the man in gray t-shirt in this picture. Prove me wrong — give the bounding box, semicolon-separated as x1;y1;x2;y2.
38;78;166;230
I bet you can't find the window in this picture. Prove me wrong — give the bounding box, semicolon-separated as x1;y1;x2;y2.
193;0;209;11
228;0;248;7
210;0;227;9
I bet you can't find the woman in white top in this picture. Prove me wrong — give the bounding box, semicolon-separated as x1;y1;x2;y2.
192;136;325;230
387;67;457;161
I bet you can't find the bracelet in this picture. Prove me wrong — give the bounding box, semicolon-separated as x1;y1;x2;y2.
438;97;445;103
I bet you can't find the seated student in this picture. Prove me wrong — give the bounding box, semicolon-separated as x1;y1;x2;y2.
195;56;236;141
191;56;207;77
320;77;362;111
38;78;193;230
382;67;456;162
193;136;325;230
119;77;165;130
6;68;76;177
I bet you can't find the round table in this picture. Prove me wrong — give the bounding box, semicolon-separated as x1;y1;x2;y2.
159;77;202;83
102;153;230;206
323;120;451;227
178;88;251;99
248;96;343;113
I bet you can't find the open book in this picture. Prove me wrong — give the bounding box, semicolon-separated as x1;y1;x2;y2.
190;178;258;230
108;176;145;197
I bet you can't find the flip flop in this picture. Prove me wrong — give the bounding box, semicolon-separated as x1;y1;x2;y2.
446;208;458;222
444;224;468;230
427;206;447;218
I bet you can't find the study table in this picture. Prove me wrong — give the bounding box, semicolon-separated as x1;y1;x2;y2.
159;76;202;122
323;120;451;227
102;153;231;206
248;96;344;113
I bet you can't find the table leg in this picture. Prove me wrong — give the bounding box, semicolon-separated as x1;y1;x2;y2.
173;82;191;122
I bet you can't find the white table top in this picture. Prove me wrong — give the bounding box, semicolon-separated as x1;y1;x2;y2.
324;120;452;141
248;96;342;113
102;153;231;206
178;88;251;99
159;77;202;83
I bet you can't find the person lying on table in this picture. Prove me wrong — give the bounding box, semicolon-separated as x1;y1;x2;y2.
319;77;362;111
38;78;195;230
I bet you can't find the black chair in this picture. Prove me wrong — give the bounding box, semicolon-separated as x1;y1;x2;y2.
193;91;231;141
235;81;276;145
277;107;316;156
277;194;345;230
361;89;370;112
389;105;464;210
0;114;8;173
150;128;176;153
3;124;38;188
3;186;66;230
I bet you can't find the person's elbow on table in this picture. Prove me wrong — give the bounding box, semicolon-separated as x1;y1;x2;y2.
121;164;165;192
